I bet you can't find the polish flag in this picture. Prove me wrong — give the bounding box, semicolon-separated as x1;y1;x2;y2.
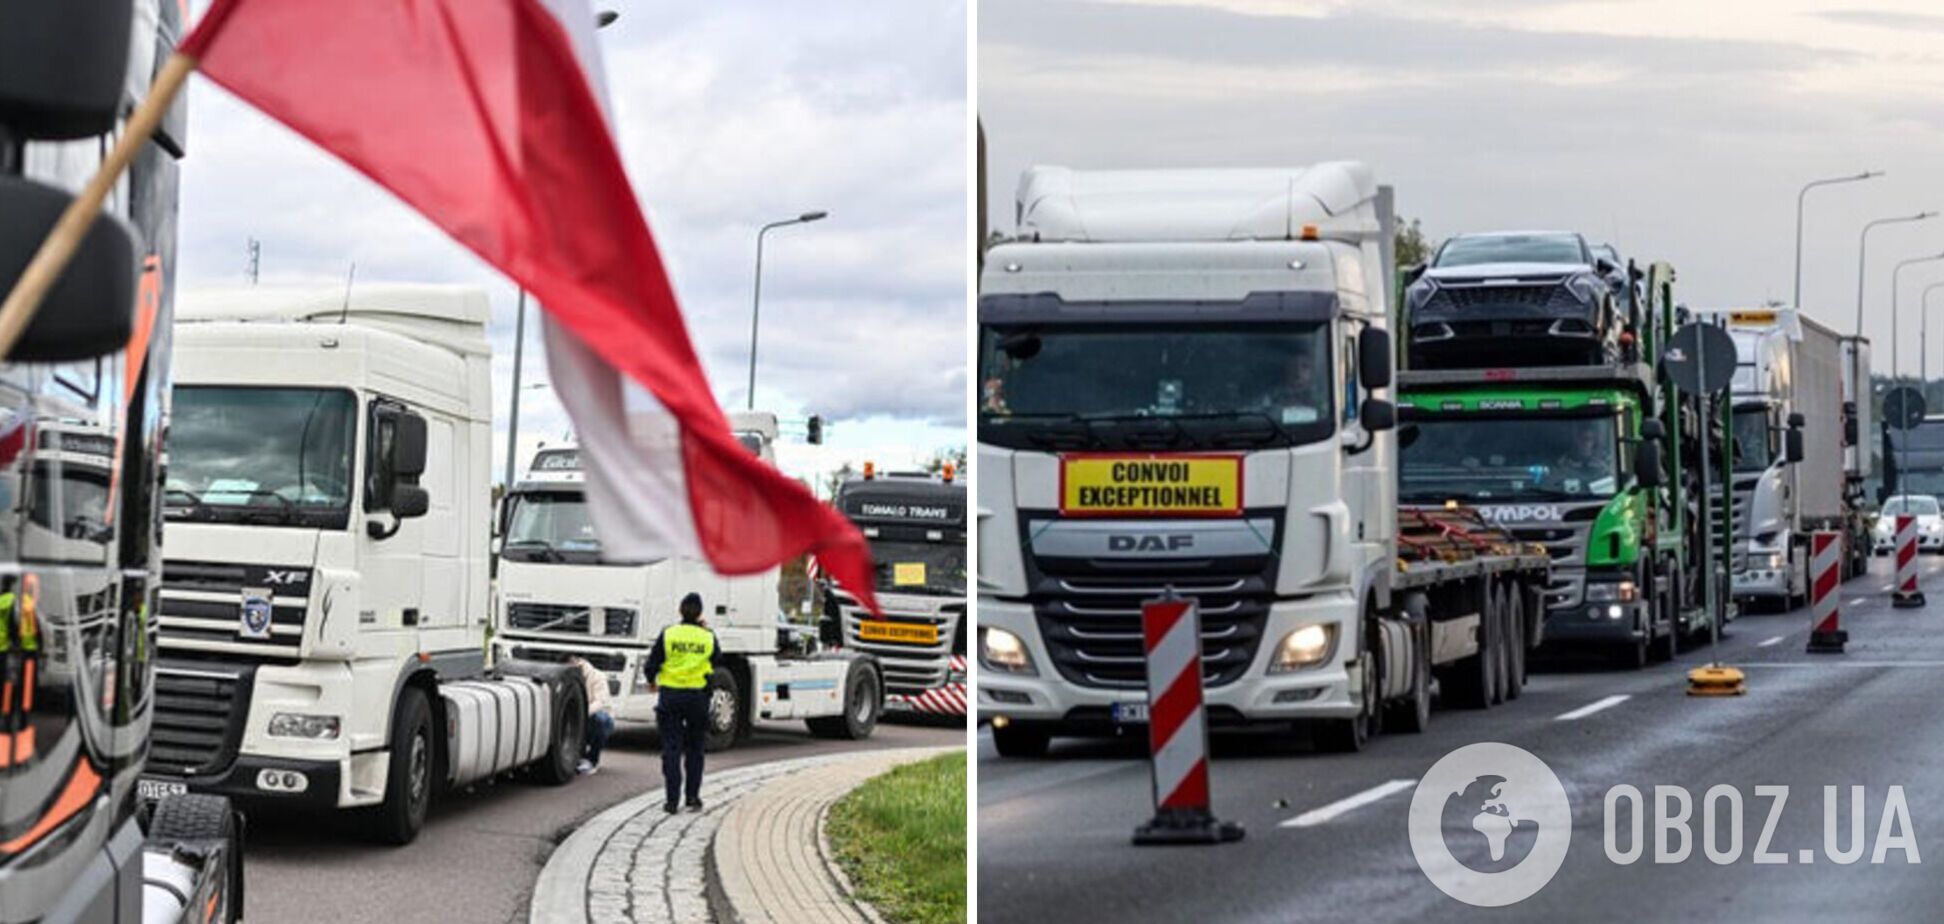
180;0;879;611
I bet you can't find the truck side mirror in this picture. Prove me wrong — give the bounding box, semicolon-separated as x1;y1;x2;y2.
1635;439;1665;488
806;414;824;445
1358;327;1392;390
0;177;138;362
1785;428;1805;464
1360;398;1396;432
0;1;133;139
1640;419;1666;441
1843;401;1859;446
1788;412;1806;430
392;485;430;519
393;412;428;478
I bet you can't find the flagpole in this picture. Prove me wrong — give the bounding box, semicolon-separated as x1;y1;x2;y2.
0;52;200;358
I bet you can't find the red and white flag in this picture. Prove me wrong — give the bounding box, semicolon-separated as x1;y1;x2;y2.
180;0;880;612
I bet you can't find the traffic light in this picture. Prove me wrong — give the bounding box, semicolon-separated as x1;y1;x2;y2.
806;414;824;445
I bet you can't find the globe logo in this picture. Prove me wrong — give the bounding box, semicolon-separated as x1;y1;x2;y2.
1409;743;1571;907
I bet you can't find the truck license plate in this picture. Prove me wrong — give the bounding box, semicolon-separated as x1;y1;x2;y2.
858;620;938;645
1111;702;1149;724
137;778;188;801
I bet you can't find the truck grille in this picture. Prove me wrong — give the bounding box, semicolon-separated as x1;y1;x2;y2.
505;645;628;674
507;602;594;633
1730;477;1757;539
833;594;964;696
150;664;253;777
157;561;311;658
1024;525;1275;690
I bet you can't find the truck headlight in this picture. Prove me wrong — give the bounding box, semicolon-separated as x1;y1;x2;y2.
1584;580;1637;603
1268;624;1336;673
268;713;341;739
980;627;1036;676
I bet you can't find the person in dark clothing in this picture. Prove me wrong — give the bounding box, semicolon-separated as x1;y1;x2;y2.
644;592;719;813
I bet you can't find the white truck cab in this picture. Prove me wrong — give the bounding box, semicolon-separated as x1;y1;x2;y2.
491;416;886;749
977;165;1406;751
150;286;590;844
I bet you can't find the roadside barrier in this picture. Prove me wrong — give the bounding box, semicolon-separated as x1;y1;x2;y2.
1807;531;1847;653
1894;514;1925;609
1132;594;1243;846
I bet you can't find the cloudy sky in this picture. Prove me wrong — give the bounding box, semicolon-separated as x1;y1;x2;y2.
982;0;1944;378
179;1;968;489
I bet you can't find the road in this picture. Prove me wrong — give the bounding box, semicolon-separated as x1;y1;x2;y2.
979;556;1944;922
243;715;962;923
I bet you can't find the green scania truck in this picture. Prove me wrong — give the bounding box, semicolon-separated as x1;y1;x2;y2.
1398;262;1730;667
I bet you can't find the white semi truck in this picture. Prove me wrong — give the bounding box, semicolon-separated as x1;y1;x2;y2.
146;286;593;845
976;164;1551;756
491;431;885;750
822;467;968;716
1697;308;1862;600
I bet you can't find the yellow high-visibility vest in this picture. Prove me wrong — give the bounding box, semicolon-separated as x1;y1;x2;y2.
656;623;715;690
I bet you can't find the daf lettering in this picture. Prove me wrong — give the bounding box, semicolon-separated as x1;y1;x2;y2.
1108;534;1194;552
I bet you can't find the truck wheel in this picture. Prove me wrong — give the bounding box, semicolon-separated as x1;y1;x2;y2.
148;794;243;923
703;668;747;753
1504;588;1526;701
368;686;434;845
1316;645;1377;753
808;662;881;740
1489;586;1511;705
1446;590;1495;710
1383;621;1432;733
991;723;1050;758
534;675;586;785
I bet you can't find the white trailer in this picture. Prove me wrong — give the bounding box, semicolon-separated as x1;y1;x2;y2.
491;428;884;750
1699;308;1850;602
976;164;1550;757
144;286;592;844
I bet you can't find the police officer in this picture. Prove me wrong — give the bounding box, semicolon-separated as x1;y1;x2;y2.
645;592;718;813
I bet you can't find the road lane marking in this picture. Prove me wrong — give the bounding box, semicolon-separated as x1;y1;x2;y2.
1743;661;1944;668
1555;694;1631;721
1279;779;1415;828
1757;635;1786;648
1847;598;1865;607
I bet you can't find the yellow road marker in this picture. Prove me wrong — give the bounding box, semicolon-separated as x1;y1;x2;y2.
1686;664;1746;696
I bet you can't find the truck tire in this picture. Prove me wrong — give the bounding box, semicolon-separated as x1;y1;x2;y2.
368;686;434;845
534;675;586;785
808;662;881;740
703;667;747;753
1383;618;1432;734
1489;585;1510;705
1445;587;1496;710
991;723;1050;758
1504;588;1526;701
1316;621;1379;753
148;794;243;924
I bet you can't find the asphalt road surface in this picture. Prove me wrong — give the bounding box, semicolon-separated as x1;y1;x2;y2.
243;715;962;923
979;556;1944;922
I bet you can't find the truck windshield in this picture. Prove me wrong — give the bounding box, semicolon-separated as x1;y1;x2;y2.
501;491;633;565
978;322;1333;451
870;539;966;596
1731;407;1774;473
164;387;356;528
1401;414;1622;502
1434;233;1586;267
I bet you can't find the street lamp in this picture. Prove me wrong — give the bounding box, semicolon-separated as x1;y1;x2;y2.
747;210;828;410
1796;171;1881;314
1922;282;1944;387
1891;251;1944;384
1858;211;1937;338
504;9;620;491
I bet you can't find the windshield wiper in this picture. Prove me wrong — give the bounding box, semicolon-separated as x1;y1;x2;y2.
503;538;562;562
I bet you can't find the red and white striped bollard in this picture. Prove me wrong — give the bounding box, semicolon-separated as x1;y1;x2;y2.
1894;514;1926;609
1806;530;1847;652
1132;594;1243;845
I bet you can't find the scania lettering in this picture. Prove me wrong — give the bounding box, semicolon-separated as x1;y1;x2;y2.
977;164;1550;757
824;468;969;716
491;429;885;749
148;286;595;846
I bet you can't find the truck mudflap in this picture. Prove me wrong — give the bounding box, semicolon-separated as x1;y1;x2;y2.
440;676;556;789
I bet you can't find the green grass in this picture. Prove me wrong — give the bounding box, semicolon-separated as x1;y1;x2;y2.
826;752;966;924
